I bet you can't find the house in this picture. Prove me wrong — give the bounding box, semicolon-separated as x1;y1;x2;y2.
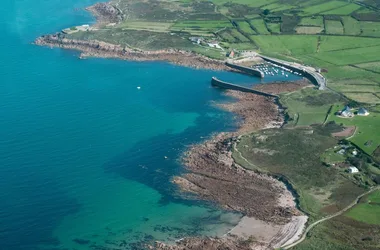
348;166;359;173
340;105;354;118
207;40;222;49
337;149;345;155
189;37;202;45
357;107;369;116
228;50;235;58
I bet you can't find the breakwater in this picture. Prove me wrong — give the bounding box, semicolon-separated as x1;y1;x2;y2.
211;77;278;98
225;62;265;78
259;55;326;89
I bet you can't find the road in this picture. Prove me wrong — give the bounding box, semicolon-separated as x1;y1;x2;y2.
282;186;380;249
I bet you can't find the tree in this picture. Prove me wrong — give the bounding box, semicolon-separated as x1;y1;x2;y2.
263;9;270;15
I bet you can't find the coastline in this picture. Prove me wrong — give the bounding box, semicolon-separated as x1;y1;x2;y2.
159;83;310;249
34;2;311;249
35;35;232;71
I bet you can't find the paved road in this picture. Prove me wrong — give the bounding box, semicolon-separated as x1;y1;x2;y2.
282;186;380;249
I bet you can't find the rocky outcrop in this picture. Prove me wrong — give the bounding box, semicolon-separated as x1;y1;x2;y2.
35;34;231;70
153;236;255;250
177;132;298;224
86;2;122;24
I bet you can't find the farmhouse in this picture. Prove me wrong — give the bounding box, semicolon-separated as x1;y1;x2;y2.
338;105;354;118
348;166;359;173
189;37;202;44
357;107;369;116
207;40;222;49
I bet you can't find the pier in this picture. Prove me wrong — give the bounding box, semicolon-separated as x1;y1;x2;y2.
225;62;265;78
211;77;278;98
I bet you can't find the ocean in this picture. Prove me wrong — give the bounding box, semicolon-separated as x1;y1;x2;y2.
0;0;300;249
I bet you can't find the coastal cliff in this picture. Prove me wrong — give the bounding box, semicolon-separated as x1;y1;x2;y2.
35;34;231;70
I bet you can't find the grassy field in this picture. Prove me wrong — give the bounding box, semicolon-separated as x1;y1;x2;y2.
280;88;343;127
293;215;380;250
295;26;323;34
116;21;173;32
341;16;361;35
310;46;380;65
327;105;380;155
361;21;380;37
321;3;361;15
325;20;344;35
236;21;256;35
252;35;318;55
345;190;380;225
355;61;380;73
233;125;366;218
248;19;270;35
301;1;348;15
298;16;324;27
266;22;281;34
229;29;250;42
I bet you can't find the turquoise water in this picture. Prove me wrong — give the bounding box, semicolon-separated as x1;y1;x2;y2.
0;1;301;249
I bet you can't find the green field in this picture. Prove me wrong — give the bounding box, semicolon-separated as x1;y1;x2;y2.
328;105;380;155
248;19;270;35
229;28;250;42
266;22;281;34
328;79;380;93
116;21;173;32
341;16;361;35
325;20;344;35
280;88;343;126
295;26;323;34
233;125;366;218
298;16;324;27
355;61;380;73
218;29;237;42
361;21;380;37
345;190;380;225
318;36;380;52
321;3;361;15
252;35;317;55
172;20;233;31
301;1;348;15
236;21;256;35
310;46;380;65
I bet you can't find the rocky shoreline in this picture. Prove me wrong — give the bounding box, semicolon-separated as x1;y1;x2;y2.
153;83;309;249
35;34;232;71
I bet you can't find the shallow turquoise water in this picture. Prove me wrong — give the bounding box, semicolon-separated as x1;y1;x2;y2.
0;1;300;249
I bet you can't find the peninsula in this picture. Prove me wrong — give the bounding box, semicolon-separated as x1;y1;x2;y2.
36;0;380;249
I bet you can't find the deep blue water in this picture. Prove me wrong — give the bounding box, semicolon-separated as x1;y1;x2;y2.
0;1;300;249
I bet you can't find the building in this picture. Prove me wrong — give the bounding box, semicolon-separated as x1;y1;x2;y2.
340;105;354;118
357;107;369;116
189;37;202;44
228;50;235;58
207;41;222;49
348;166;359;173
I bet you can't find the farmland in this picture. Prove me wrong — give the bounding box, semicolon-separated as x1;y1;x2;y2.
327;105;380;155
280;88;344;127
345;190;380;225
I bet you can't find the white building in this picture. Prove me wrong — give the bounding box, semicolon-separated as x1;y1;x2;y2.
357;107;369;116
207;41;222;49
348;166;359;173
